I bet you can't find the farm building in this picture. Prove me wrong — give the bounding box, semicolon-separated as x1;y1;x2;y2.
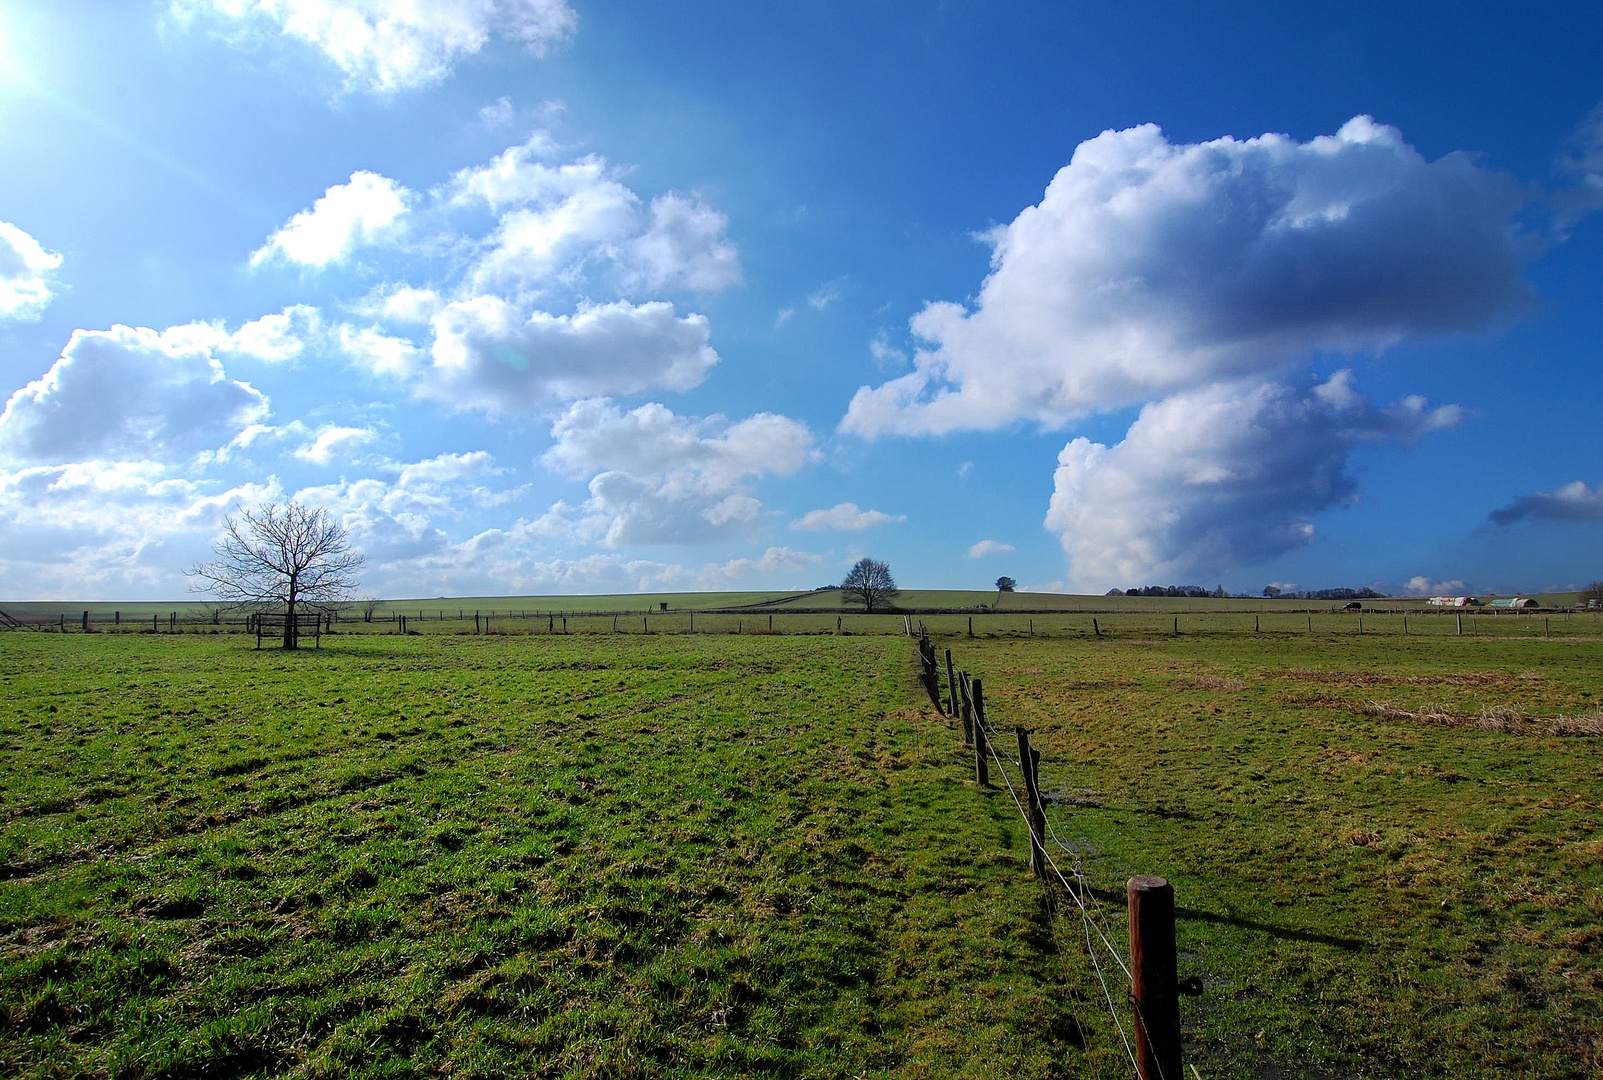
1488;597;1539;609
1427;596;1477;607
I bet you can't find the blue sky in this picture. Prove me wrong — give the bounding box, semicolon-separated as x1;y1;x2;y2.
1;0;1599;600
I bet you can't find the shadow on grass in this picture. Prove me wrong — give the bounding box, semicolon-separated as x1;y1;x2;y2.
1076;883;1369;952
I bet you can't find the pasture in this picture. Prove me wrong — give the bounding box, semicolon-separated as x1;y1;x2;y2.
1;617;1600;1077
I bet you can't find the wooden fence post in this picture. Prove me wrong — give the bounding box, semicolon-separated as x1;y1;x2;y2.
1093;617;1100;637
1255;615;1259;632
945;649;958;718
967;616;973;638
115;610;120;626
82;610;89;631
1016;727;1046;877
768;614;773;633
1128;875;1183;1080
970;677;989;787
152;614;158;633
957;671;973;745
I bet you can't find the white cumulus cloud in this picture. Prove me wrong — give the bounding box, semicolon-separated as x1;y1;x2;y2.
844;116;1531;437
538;398;815;546
0;325;270;464
790;503;904;532
408;298;718;413
176;0;577;93
967;539;1015;558
292;424;378;465
1488;480;1603;525
1406;575;1469;595
622;193;743;293
306;135;742;413
1045;372;1461;591
0;220;63;322
252;170;410;267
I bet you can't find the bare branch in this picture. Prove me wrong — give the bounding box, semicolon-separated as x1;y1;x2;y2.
186;502;366;647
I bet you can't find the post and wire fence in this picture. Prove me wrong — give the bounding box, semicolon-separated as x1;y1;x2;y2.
914;620;1199;1080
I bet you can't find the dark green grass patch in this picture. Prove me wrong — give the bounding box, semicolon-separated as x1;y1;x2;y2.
1;633;1101;1079
946;630;1603;1078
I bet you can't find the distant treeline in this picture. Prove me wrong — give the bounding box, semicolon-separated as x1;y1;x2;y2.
1108;584;1387;600
1108;585;1225;598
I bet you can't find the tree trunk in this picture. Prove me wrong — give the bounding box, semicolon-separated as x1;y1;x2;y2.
284;578;298;650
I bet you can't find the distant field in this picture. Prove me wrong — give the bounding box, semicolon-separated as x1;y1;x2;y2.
1;586;1587;626
3;623;1601;1077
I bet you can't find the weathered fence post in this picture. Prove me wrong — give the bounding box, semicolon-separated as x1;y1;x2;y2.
1307;614;1312;632
1016;727;1046;877
945;649;958;718
613;614;618;632
1093;617;1100;637
1403;616;1408;635
970;677;989;787
837;615;842;634
690;612;695;633
563;616;568;634
1255;615;1259;632
1173;616;1178;635
967;616;973;638
115;610;120;626
768;614;773;633
957;671;974;745
152;614;158;633
81;610;89;631
1128;874;1183;1080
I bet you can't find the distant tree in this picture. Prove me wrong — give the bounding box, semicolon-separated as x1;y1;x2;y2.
357;596;384;623
1263;585;1282;598
1581;581;1603;607
1214;585;1225;598
841;557;899;612
187;502;365;649
996;576;1017;592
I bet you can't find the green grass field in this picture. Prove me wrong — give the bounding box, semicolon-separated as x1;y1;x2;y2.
3;622;1600;1077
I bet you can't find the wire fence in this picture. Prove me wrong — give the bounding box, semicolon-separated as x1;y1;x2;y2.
913;620;1198;1080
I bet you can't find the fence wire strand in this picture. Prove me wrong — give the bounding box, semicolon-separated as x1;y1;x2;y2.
969;691;1141;1076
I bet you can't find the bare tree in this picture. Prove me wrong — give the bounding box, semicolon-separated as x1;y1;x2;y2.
187;502;365;649
842;557;899;613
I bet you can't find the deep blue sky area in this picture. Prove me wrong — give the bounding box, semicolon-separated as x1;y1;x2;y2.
0;0;1598;600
